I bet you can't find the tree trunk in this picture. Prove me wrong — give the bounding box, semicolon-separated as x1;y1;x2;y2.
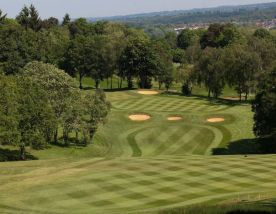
79;74;83;89
158;81;162;90
127;76;132;89
20;143;26;161
106;78;109;89
120;78;123;88
75;132;79;142
54;129;58;143
239;92;242;101
208;89;211;98
95;80;100;89
111;75;113;89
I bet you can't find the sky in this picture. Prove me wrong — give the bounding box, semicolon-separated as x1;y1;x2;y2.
0;0;274;19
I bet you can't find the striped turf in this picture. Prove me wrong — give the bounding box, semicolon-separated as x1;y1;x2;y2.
0;155;276;213
1;90;272;214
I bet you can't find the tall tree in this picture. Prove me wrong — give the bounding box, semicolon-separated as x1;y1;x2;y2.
252;66;276;140
62;13;71;26
224;45;261;100
16;5;30;30
200;23;240;49
21;61;78;143
195;48;225;98
28;4;42;31
177;29;197;49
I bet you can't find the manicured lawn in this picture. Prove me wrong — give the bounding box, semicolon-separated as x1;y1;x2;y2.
1;88;273;214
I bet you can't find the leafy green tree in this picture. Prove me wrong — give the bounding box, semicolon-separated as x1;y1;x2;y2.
17;78;57;149
151;40;173;90
82;90;110;144
62;13;71;26
0;75;20;146
224;45;261;100
195;48;225;98
172;48;186;64
177;29;197;49
200;23;240;49
253;28;272;40
42;17;59;29
0;24;38;74
119;30;156;89
21;61;78;143
164;31;177;49
175;64;194;96
252;66;276;140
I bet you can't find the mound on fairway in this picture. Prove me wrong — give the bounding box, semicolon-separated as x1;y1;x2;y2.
129;114;151;121
167;116;183;121
137;90;159;95
207;117;225;123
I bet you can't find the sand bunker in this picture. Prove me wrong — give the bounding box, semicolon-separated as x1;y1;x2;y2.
207;118;225;123
167;116;183;121
129;114;151;121
137;90;159;95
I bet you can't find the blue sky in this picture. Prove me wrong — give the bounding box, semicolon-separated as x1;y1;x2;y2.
0;0;274;19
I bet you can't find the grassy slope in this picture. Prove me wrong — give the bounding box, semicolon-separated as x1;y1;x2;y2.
1;81;273;214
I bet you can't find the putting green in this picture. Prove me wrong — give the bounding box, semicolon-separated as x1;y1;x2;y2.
1;90;269;214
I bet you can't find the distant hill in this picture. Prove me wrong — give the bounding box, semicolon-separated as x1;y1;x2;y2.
88;2;276;26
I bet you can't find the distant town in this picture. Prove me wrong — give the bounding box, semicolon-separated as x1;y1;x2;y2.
174;19;276;33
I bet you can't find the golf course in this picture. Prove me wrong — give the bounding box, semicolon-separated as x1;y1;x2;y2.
1;89;276;214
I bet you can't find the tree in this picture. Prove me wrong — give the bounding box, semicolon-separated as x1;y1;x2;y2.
16;5;42;31
253;28;272;40
62;13;71;26
42;17;59;29
200;23;240;49
0;24;38;74
28;4;42;31
151;40;173;90
82;90;110;145
252;66;276;140
175;64;194;96
119;30;155;89
224;45;261;100
0;9;7;24
195;48;225;98
16;5;30;30
177;29;197;49
21;61;78;143
0;75;20;146
17;78;57;149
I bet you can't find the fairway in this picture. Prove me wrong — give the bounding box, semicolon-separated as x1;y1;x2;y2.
0;90;274;214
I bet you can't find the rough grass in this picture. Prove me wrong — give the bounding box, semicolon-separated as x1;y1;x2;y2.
1;87;272;214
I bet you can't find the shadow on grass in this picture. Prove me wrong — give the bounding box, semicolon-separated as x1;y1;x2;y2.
50;138;88;148
213;137;276;155
159;91;251;107
0;148;37;162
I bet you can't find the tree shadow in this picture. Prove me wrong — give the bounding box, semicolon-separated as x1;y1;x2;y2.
50;138;87;148
0;148;37;162
104;87;137;92
213;137;276;155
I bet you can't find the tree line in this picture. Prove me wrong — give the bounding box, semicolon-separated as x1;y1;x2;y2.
0;5;275;155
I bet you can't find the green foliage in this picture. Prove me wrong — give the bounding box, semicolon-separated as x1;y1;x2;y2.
252;66;276;139
224;44;261;100
16;4;42;31
200;23;240;49
177;29;197;49
0;75;20;146
195;48;225;98
62;13;71;26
